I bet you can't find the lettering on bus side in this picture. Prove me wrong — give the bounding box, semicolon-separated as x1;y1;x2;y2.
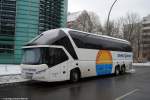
117;53;132;58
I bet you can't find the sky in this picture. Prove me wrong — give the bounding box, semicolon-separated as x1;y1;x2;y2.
68;0;150;23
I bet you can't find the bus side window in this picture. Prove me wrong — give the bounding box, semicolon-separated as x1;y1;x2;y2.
44;48;69;67
52;30;78;60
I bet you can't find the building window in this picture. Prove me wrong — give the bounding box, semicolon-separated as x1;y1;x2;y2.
0;44;14;53
0;0;16;54
39;0;63;33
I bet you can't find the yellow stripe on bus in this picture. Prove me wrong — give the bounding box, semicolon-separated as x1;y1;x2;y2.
96;50;113;64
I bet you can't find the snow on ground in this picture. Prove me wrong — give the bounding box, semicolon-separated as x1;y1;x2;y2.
0;65;21;76
0;65;28;84
0;75;28;84
133;63;150;67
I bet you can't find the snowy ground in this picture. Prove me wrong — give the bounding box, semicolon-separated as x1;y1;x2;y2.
0;65;21;76
133;62;150;67
0;75;28;84
0;65;28;84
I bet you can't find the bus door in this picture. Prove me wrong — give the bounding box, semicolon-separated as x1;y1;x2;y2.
44;47;71;81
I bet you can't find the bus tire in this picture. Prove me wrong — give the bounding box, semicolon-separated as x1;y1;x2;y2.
115;66;120;76
70;69;80;83
121;65;126;74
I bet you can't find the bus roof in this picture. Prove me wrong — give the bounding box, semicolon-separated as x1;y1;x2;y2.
61;28;130;45
25;28;130;46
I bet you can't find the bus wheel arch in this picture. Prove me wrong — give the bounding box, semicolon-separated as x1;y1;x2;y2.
70;68;81;82
115;65;120;76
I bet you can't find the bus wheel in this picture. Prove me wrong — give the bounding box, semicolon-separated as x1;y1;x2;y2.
70;70;80;83
121;65;126;74
115;66;120;76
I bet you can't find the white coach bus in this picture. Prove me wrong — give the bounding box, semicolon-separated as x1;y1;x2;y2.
21;28;133;82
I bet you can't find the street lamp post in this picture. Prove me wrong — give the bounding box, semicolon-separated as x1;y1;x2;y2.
107;0;118;34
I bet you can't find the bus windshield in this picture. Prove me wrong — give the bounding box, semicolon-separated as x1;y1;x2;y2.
22;47;69;66
22;48;41;65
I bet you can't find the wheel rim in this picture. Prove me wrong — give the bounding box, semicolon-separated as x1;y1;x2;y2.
116;68;119;75
73;72;78;81
122;67;125;73
116;69;119;75
74;73;78;80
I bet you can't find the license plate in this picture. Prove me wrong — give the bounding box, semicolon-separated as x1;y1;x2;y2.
25;73;33;79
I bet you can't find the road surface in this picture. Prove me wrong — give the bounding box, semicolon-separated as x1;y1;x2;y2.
0;66;150;100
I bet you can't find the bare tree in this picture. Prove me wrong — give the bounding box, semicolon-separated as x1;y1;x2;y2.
88;12;103;34
103;12;142;61
122;12;142;61
104;20;114;36
103;19;123;38
122;13;141;41
77;10;93;32
68;10;103;34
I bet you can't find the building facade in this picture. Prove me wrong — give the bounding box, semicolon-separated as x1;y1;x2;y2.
0;0;68;64
67;11;92;32
142;15;150;61
67;10;103;34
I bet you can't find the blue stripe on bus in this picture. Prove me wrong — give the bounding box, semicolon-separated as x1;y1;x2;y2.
96;64;112;75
